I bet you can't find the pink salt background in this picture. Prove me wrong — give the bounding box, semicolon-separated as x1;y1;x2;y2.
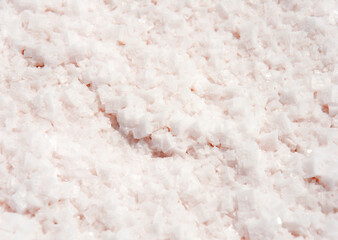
0;0;337;239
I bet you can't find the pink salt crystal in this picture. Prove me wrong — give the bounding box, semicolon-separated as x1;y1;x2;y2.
259;131;279;152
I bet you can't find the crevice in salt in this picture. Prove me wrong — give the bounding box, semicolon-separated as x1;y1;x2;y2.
305;176;326;189
321;104;329;114
116;40;126;46
232;31;241;40
34;62;45;68
83;83;174;158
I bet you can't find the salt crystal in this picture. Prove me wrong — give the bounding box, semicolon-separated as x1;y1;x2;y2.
259;131;279;152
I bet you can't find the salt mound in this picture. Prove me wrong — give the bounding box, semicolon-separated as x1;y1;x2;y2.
0;0;337;239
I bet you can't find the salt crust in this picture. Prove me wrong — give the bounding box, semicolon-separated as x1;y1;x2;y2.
0;0;337;239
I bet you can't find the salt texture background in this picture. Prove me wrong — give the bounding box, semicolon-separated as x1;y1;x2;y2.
0;0;338;239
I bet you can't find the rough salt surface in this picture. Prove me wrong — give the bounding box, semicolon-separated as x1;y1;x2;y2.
0;0;337;239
